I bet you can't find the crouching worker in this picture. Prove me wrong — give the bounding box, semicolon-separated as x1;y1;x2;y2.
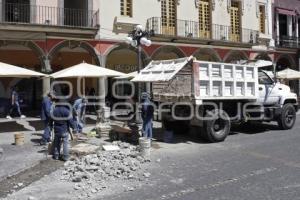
52;100;75;161
73;97;88;138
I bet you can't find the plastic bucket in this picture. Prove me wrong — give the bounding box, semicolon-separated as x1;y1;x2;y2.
139;137;151;157
14;133;25;146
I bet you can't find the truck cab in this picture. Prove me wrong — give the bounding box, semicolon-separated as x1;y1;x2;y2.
257;70;298;107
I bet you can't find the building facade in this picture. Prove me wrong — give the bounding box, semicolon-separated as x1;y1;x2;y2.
0;0;299;114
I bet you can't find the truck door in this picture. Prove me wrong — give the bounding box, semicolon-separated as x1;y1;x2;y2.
258;71;280;105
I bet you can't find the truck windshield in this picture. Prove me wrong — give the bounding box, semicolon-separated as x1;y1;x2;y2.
258;71;274;85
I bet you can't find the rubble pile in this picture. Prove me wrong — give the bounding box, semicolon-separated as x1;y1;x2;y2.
61;142;151;198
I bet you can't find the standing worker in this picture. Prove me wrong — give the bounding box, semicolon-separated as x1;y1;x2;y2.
51;99;74;161
40;92;54;145
141;92;154;139
73;97;88;137
6;86;25;119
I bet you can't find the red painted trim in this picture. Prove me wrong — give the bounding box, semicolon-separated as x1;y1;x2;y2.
179;46;198;56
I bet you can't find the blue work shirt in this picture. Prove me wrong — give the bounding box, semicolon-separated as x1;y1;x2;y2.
73;98;86;117
52;105;74;135
41;96;52;120
141;99;154;121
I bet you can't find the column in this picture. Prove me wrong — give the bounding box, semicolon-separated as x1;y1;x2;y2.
0;0;3;22
97;77;106;108
42;77;51;97
42;57;51;96
267;0;275;47
276;12;280;45
296;17;299;44
287;15;293;37
30;0;36;24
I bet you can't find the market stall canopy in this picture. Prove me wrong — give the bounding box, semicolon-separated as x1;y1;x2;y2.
277;68;300;80
114;71;138;80
50;62;125;79
0;62;46;77
131;57;192;82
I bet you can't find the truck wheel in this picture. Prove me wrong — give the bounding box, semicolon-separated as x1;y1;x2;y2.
277;103;296;130
202;109;231;143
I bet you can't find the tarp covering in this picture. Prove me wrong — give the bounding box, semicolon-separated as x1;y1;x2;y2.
114;71;138;79
131;57;192;82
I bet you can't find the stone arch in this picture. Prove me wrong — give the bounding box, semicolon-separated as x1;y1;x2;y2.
103;43;150;64
192;48;221;62
254;53;272;61
48;40;101;70
275;54;296;70
0;40;46;71
151;45;186;60
223;50;249;63
105;43;150;73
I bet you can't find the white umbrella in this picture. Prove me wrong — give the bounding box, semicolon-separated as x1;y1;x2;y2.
50;62;125;79
277;68;300;80
114;71;138;80
0;62;45;77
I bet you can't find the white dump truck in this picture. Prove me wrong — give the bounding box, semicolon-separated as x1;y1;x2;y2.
132;57;298;142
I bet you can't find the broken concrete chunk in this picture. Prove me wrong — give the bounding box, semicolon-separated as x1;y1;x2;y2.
143;172;151;178
102;145;120;151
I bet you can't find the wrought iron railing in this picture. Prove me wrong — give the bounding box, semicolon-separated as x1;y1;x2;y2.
276;36;299;48
1;3;99;28
146;17;259;44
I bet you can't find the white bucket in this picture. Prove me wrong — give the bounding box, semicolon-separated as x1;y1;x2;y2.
139;137;151;158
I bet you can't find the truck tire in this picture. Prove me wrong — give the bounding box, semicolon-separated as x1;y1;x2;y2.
277;103;296;130
202;109;231;143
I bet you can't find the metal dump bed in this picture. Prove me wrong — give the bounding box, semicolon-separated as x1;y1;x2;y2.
132;57;259;103
193;60;259;101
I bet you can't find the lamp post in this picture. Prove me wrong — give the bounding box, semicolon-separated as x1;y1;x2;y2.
125;25;152;130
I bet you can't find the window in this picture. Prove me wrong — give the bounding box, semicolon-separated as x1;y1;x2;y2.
120;0;132;17
199;0;210;39
230;1;241;42
161;0;177;35
258;71;273;85
259;5;265;33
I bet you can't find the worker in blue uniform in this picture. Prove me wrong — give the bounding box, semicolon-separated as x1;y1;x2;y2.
73;97;88;136
141;92;154;139
40;92;54;145
51;100;75;161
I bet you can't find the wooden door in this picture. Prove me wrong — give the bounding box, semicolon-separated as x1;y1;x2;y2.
230;1;240;42
199;0;210;38
161;0;176;35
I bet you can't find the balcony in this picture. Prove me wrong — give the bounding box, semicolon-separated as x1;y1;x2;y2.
146;17;259;45
276;36;299;48
0;3;99;39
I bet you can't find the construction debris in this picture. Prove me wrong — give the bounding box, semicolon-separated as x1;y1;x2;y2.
70;143;100;155
102;145;120;151
61;141;151;198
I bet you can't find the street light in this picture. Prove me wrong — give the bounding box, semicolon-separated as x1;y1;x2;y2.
125;25;152;127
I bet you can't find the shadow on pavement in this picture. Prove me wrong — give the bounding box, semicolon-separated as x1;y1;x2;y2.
0;121;27;133
231;122;280;135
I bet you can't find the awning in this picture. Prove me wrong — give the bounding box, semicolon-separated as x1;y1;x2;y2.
276;8;296;16
131;57;192;82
